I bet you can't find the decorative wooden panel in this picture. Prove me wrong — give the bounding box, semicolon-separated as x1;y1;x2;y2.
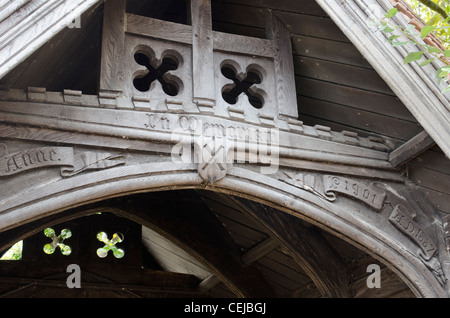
99;0;298;121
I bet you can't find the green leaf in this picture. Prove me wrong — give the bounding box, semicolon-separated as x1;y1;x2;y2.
421;25;437;38
419;58;435;66
385;7;398;19
428;13;441;26
403;51;424;64
392;41;409;47
388;35;401;42
404;24;417;35
445;50;450;57
426;45;443;54
443;85;450;94
379;23;395;33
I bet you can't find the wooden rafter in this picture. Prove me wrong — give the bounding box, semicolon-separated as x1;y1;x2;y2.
230;196;352;298
389;130;435;167
110;192;276;298
0;0;102;79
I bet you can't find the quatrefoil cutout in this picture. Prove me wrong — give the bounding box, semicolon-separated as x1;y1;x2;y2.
221;65;265;109
96;232;125;259
133;50;180;96
43;228;72;256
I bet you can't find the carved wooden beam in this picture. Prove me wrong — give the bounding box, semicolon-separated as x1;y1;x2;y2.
389;130;435;167
241;236;279;266
231;196;352;298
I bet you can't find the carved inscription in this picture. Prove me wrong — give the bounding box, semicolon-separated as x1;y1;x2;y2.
389;205;437;259
0;146;125;177
323;175;386;210
281;172;333;202
146;114;171;130
0;147;72;176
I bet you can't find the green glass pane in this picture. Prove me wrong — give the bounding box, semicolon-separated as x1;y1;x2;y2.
97;247;108;258
60;244;72;256
111;233;124;244
43;243;55;254
60;229;72;240
113;248;125;259
44;228;56;238
97;232;108;243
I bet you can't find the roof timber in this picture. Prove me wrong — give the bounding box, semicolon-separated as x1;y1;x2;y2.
0;0;102;79
230;196;352;298
315;0;450;159
107;192;277;297
389;130;436;167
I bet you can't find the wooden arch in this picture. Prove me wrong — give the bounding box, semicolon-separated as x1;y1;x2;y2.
0;162;447;297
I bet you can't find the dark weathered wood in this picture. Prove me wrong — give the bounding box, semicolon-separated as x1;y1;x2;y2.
0;263;201;297
292;34;372;68
231;197;352;298
107;192;276;298
390;130;435;167
294;56;394;95
298;95;422;141
213;0;328;17
212;2;348;42
408;166;450;195
241;237;279;265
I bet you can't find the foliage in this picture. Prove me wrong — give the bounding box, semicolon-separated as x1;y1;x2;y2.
378;6;450;94
404;0;450;48
0;241;22;260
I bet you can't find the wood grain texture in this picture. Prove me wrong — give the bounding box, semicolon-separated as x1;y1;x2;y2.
266;11;298;119
390;130;435;167
0;0;101;79
126;13;192;44
233;197;352;297
191;0;215;104
99;0;126;92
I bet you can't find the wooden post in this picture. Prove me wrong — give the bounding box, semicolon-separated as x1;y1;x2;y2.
266;11;299;119
99;0;127;95
191;0;215;110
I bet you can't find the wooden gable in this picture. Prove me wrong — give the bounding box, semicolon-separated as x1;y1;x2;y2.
0;0;449;299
